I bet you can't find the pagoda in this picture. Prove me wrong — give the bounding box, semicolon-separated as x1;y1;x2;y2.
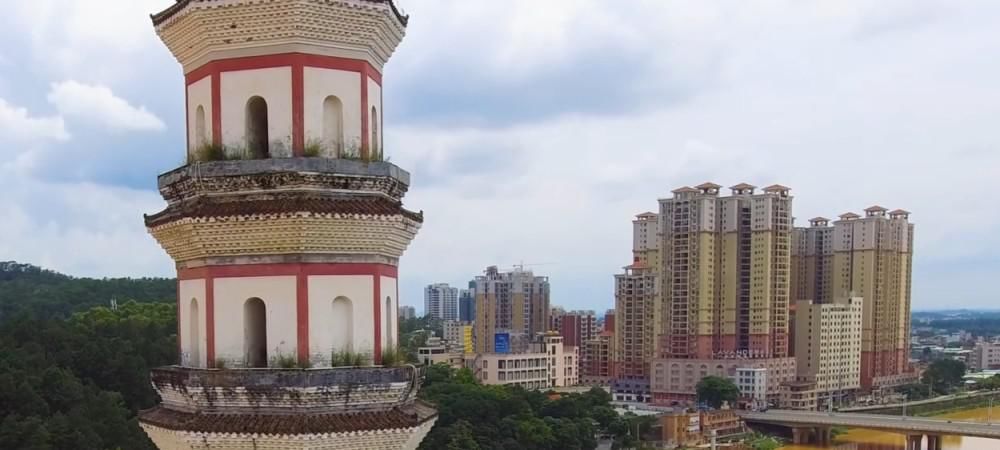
137;0;437;448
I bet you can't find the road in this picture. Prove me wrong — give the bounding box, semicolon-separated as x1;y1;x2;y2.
739;409;1000;439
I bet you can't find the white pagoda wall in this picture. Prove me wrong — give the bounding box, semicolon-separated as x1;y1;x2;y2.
178;279;208;368
303;67;363;153
214;275;298;365
367;76;382;151
186;76;213;154
308;275;376;365
220;67;294;156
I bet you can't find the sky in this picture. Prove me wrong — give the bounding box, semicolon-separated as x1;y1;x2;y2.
1;0;999;313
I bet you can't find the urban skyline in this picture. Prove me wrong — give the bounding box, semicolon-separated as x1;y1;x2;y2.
1;2;998;315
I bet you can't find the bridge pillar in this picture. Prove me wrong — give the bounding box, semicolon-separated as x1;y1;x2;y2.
905;434;923;450
791;427;807;444
926;434;942;450
815;426;832;446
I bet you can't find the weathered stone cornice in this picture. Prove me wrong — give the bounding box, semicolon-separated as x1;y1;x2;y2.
157;159;411;204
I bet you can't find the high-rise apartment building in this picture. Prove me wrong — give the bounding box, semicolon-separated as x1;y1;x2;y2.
583;330;616;386
399;305;416;320
459;284;475;322
557;311;598;349
633;212;661;270
473;266;551;353
650;183;796;404
658;183;793;359
791;298;863;409
550;307;567;331
791;207;915;391
614;262;658;382
424;283;459;321
554;310;598;376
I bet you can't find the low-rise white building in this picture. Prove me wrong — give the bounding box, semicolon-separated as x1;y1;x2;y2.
466;333;578;390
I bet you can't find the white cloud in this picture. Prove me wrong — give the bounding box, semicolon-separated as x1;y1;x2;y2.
0;168;170;278
7;0;173;81
0;97;70;142
389;0;1000;310
47;80;166;132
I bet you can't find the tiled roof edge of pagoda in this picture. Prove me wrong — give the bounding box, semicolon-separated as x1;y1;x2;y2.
152;0;409;27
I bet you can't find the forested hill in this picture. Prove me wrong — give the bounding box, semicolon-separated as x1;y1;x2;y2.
0;261;176;321
0;262;177;449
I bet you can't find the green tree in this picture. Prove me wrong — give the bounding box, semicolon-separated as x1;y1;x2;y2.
922;359;967;393
696;376;740;409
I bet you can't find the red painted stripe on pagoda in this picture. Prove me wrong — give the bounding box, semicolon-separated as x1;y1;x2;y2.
373;267;382;364
291;61;305;156
176;279;182;361
178;263;398;280
360;64;370;159
206;276;216;366
296;273;309;366
210;72;221;146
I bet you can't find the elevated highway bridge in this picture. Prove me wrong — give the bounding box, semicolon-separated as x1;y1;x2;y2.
739;409;1000;450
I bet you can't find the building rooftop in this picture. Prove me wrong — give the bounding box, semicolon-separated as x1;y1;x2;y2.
762;184;791;192
695;182;722;190
839;212;861;220
865;205;888;212
730;183;757;190
672;186;699;194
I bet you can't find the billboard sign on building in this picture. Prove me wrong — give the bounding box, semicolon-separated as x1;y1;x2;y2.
494;333;510;354
463;326;474;354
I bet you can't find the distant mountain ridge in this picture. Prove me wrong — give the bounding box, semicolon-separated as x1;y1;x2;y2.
0;261;176;321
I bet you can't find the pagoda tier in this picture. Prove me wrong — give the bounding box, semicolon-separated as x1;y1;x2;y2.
139;366;437;450
153;0;407;72
146;159;422;269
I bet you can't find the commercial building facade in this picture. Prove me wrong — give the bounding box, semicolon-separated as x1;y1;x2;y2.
971;342;1000;371
473;266;550;353
467;334;578;389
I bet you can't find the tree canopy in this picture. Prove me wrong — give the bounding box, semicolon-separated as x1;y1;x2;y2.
418;364;633;450
0;263;177;449
922;359;967;394
696;376;740;409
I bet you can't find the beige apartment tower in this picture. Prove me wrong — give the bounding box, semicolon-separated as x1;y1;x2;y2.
791;208;914;391
614;262;658;381
658;183;793;359
793;298;863;409
473;266;551;353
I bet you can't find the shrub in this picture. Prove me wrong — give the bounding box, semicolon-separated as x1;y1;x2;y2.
380;346;409;367
271;353;299;369
331;350;370;367
304;139;323;157
192;142;225;162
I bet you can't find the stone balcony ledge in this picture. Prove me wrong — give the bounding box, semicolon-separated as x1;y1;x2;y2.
151;365;420;415
156;159;412;204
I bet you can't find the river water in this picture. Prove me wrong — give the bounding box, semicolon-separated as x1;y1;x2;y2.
780;407;998;450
